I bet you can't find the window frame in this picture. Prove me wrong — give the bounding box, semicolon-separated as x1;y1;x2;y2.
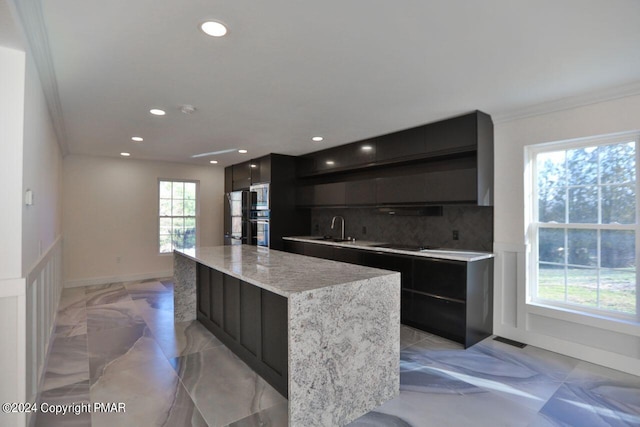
525;131;640;323
157;178;200;255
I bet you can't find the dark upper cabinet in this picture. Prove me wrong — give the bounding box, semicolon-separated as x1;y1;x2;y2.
250;155;271;184
225;166;233;193
294;183;344;207
423;112;478;155
376;127;425;163
232;161;251;190
345;179;376;206
295;111;493;206
302;140;377;175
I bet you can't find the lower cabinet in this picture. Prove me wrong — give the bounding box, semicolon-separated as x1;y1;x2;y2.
283;240;493;348
196;263;288;396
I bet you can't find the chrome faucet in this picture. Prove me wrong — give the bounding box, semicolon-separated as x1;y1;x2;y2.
331;216;345;241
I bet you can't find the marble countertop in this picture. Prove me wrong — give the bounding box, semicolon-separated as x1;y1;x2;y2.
284;236;494;262
175;245;398;298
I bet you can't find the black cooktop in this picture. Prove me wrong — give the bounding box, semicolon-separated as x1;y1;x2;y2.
375;243;438;252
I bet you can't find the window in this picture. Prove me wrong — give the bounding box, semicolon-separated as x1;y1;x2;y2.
527;132;639;320
159;180;198;253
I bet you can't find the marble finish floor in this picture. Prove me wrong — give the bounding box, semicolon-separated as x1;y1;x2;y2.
37;280;640;426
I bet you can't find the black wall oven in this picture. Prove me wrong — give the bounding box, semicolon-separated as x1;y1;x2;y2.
249;183;270;247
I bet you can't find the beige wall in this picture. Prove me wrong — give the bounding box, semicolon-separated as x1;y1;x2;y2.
493;93;640;375
63;154;224;286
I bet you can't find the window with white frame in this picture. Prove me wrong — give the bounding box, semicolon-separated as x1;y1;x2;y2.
527;132;639;319
159;180;198;253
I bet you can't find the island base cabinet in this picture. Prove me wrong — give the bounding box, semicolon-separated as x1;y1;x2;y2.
197;264;288;397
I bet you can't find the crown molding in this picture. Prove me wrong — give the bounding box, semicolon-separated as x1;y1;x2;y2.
9;0;69;156
492;80;640;124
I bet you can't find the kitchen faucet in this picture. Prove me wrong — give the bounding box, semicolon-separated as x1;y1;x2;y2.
331;216;345;241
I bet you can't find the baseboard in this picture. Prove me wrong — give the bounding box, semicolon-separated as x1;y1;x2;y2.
64;270;173;288
494;324;640;377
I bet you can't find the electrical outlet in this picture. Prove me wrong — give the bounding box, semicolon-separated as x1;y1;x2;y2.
116;256;122;264
452;230;459;240
314;223;319;232
362;226;367;234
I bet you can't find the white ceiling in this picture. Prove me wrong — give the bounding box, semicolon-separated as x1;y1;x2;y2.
15;0;640;166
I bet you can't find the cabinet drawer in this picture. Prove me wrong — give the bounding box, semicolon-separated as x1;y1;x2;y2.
361;251;413;289
403;290;465;342
413;258;466;301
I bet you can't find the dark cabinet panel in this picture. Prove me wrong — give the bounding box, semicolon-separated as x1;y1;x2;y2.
361;251;413;289
424;112;477;155
250;155;271;184
210;269;224;327
240;281;261;357
345;179;376;205
197;264;210;319
403;291;465;342
304;243;334;259
332;246;363;264
376;127;425;162
423;168;477;203
261;290;288;377
313;182;346;206
283;240;305;255
413;258;466;301
224;166;233;193
232;161;251;190
306;141;377;175
196;264;288;397
223;275;241;339
376;175;426;204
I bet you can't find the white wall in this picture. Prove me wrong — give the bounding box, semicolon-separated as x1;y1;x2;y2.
493;93;640;375
63;154;224;286
0;43;64;427
22;53;63;276
0;46;25;280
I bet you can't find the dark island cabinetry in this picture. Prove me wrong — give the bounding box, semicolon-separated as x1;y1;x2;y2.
196;263;288;396
283;239;492;348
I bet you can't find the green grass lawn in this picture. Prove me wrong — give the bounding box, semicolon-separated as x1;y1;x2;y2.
537;267;636;314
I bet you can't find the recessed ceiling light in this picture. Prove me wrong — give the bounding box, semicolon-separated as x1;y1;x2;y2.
361;145;373;151
201;21;228;37
210;160;218;164
131;136;143;142
325;160;335;165
120;152;131;157
312;136;324;142
250;164;257;168
150;109;166;116
238;149;248;154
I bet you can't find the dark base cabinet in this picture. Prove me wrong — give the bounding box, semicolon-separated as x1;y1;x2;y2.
283;240;493;348
196;263;288;397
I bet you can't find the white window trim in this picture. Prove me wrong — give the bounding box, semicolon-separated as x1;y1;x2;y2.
524;130;640;325
158;178;200;255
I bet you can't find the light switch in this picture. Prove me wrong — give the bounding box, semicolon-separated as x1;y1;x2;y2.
25;189;34;206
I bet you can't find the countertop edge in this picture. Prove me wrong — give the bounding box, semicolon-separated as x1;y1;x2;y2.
174;248;400;298
283;237;495;262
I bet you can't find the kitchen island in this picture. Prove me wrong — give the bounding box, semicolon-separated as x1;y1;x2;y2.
173;245;400;427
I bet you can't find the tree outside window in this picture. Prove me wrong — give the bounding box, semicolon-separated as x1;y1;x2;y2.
530;135;638;318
